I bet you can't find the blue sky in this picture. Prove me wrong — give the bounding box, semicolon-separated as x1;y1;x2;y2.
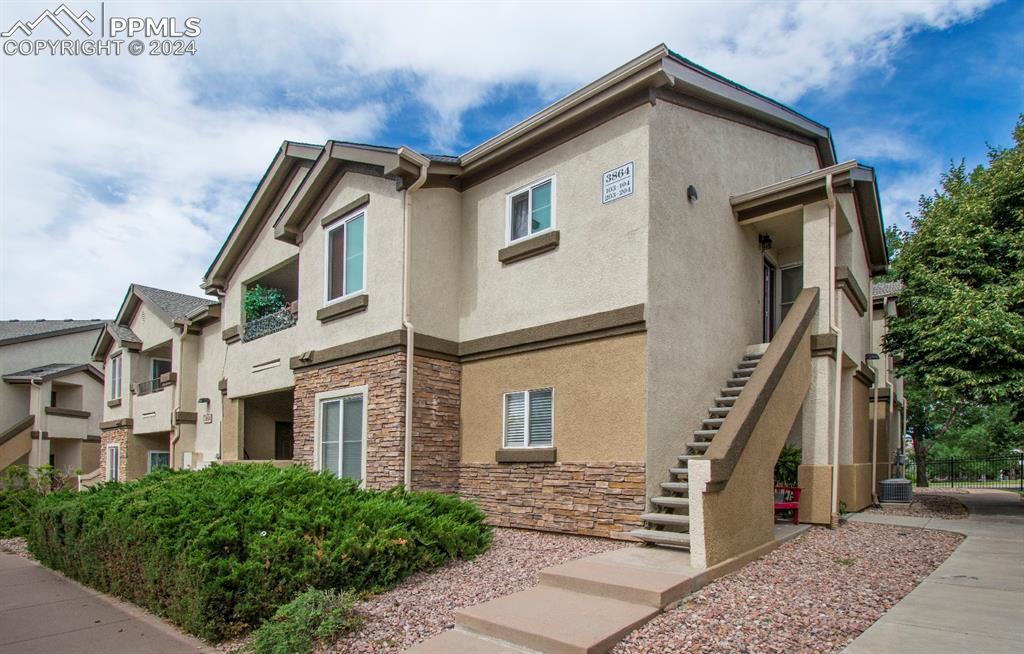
1;0;1021;318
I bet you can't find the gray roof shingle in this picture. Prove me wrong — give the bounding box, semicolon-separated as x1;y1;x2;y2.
0;319;105;346
2;362;97;382
872;280;905;299
133;285;216;322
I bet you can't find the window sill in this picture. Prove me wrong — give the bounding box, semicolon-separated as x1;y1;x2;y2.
107;398;122;408
317;293;369;323
498;230;560;265
495;447;556;463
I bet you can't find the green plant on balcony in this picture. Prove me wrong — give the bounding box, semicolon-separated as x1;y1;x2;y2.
244;285;286;322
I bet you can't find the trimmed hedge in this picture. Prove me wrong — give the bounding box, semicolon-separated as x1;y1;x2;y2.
28;464;491;642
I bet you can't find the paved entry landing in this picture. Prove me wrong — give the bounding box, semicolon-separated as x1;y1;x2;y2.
407;524;808;654
843;490;1024;654
0;552;208;654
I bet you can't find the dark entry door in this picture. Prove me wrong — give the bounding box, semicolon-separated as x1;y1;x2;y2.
763;259;777;343
274;421;294;460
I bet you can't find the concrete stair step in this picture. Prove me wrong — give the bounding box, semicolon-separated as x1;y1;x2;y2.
686;441;710;451
715;396;737;406
732;368;753;378
651;495;690;510
456;585;659;654
629;528;691;549
660;481;689;493
641;512;690;528
693;429;717;441
721;387;742;396
708;406;731;417
726;378;748;388
702;418;724;428
403;629;526;654
669;467;689;477
539;558;695;609
737;359;759;369
676;454;703;463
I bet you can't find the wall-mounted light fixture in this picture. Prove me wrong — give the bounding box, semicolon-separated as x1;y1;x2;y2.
865;353;880;361
686;185;699;203
758;233;773;252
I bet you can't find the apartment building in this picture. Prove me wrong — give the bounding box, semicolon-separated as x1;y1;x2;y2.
92;284;218;482
97;45;902;568
0;320;106;475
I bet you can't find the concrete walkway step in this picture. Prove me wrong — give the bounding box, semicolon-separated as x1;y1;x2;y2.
403;629;527;654
457;585;658;654
659;481;689;493
539;559;695;608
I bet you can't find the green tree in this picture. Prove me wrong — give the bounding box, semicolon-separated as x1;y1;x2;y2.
885;117;1024;484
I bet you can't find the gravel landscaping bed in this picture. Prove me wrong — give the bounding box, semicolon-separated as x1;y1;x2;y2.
0;537;31;559
862;491;969;519
612;523;962;654
324;527;627;653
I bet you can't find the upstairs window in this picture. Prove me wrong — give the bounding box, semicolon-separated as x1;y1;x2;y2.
110;354;122;400
507;177;554;243
504;388;554;448
325;209;366;303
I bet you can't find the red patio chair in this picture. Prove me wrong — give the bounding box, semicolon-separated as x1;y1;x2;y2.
774;485;801;525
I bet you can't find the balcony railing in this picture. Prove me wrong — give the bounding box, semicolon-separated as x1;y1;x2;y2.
242;305;297;342
135;378;164;396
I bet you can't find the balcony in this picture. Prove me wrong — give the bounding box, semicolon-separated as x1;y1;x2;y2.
43;406;91;440
242;304;298;342
132;381;173;434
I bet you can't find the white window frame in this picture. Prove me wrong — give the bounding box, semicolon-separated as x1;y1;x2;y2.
105;445;120;482
109;353;122;400
323;207;368;306
147;450;170;473
505;175;556;245
502;387;555;448
313;385;368;486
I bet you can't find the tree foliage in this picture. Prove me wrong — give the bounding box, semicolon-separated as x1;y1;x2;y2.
884;117;1024;478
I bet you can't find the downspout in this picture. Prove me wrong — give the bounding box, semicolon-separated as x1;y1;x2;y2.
870;281;880;507
399;147;430;491
826;173;844;528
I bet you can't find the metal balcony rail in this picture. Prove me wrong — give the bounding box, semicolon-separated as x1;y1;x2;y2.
135;378;163;396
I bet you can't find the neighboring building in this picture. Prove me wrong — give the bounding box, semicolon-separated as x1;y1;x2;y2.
92;284;218;482
870;280;906;477
103;45;898;568
0;319;106;474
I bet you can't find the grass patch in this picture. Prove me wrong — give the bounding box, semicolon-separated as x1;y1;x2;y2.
28;464;491;642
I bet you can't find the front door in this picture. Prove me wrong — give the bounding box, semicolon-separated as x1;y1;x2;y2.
274;421;294;460
763;259;777;343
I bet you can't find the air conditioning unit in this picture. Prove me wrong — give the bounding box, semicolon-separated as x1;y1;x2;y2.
879;478;913;503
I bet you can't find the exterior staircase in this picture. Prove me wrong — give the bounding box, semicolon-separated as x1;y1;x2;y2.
630;344;768;548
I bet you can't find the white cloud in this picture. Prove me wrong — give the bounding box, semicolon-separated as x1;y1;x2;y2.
0;0;995;317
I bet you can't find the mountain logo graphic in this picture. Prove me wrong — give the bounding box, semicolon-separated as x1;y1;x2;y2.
2;4;96;38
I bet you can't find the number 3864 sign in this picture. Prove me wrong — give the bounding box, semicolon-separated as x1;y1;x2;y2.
602;162;634;204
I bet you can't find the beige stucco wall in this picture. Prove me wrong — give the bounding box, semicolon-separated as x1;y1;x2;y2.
646;100;820;501
193;325;225;465
0;329;102;433
461;333;646;463
411;187;462;342
127;432;171;480
241;391;293;460
458;107;650;342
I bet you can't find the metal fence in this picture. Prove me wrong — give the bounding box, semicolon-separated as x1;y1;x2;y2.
906;455;1024;490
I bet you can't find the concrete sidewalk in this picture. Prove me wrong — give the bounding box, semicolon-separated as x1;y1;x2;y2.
843;489;1024;654
0;552;209;653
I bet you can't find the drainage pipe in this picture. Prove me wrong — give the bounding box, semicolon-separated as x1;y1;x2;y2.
399;147;430;491
826;173;844;527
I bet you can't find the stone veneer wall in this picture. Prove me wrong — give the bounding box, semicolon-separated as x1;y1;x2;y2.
458;462;646;538
411;356;461;493
292;352;461;491
98;427;130;482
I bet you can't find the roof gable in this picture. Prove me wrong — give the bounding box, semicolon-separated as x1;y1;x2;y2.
0;320;105;347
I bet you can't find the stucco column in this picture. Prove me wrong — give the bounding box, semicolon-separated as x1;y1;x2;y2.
221;397;243;461
798;199;835;524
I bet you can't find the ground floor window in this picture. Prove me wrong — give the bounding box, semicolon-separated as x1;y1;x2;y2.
106;445;120;482
318;390;365;482
504;387;554;447
147;450;170;473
